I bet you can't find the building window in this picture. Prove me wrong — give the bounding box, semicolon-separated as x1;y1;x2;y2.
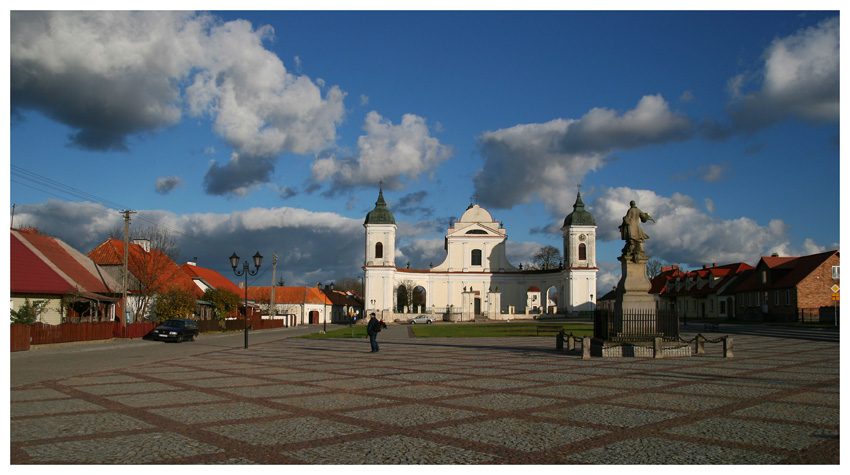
375;242;383;259
761;270;768;284
774;291;779;306
709;299;714;312
578;243;587;261
832;266;840;280
471;249;482;266
719;300;726;314
785;290;791;305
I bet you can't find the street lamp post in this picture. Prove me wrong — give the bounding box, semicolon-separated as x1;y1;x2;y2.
230;251;263;349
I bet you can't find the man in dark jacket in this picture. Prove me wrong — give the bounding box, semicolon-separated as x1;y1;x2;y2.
366;312;381;352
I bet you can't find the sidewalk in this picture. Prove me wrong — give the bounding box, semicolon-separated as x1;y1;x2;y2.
10;326;839;464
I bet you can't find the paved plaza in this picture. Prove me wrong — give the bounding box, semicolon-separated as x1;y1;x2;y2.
10;325;840;464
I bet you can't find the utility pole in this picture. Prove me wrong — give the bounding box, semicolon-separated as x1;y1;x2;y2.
120;210;136;325
269;252;278;316
10;204;16;228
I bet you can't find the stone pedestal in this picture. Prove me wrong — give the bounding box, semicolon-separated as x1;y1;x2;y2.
615;255;656;336
615;255;654;311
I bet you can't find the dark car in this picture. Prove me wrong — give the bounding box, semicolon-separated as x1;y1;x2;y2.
147;319;199;342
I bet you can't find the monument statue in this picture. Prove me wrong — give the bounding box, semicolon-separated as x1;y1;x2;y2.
618;200;655;261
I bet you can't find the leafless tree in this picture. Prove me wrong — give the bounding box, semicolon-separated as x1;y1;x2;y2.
646;259;663;279
529;245;562;270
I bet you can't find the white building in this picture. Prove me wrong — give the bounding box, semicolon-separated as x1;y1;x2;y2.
363;189;598;320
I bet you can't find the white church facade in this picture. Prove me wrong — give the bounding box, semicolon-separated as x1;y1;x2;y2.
363;189;598;321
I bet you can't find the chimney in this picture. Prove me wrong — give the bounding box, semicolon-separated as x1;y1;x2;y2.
703;265;709;269
771;253;779;257
132;238;151;252
712;263;717;268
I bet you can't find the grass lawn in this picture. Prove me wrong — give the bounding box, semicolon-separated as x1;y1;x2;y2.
296;322;593;339
298;326;369;339
410;323;593;338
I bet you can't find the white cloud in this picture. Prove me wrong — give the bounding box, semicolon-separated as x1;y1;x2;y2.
591;186;820;267
726;16;839;131
474;95;692;216
310;111;453;191
10;11;346;196
14;201;365;286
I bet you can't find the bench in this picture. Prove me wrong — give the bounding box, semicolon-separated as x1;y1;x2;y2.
536;325;564;336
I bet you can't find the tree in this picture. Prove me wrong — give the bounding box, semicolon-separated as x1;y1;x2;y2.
646;259;663;279
153;286;197;322
11;299;48;324
395;280;425;311
203;287;242;320
530;245;562;270
277;276;286;286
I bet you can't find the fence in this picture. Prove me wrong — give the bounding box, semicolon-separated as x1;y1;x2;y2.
10;317;291;352
594;308;679;341
223;317;287;332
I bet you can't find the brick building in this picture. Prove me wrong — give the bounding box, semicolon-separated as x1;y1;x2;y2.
725;250;839;322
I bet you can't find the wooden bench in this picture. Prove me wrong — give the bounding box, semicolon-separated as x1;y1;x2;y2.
536;325;564;335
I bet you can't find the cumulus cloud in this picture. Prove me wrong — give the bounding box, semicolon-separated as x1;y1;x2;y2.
474;95;692;216
310;111;453;192
14;200;365;287
11;11;346;195
155;176;185;195
724;16;839;134
590;186;820;267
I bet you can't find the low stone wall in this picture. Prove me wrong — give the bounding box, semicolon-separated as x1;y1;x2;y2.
591;338;691;358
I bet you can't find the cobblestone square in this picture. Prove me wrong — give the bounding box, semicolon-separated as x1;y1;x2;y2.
10;327;840;464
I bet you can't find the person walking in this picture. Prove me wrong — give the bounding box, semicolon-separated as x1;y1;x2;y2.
366;312;381;352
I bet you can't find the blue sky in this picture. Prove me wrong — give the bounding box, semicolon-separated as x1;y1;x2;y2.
7;8;841;292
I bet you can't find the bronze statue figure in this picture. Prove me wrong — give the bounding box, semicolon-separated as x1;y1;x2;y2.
619;200;655;261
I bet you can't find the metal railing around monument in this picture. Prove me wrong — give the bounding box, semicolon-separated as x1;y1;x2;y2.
594;308;679;342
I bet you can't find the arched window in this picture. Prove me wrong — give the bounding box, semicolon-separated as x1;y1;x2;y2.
375;242;383;259
578;243;587;261
471;249;482;266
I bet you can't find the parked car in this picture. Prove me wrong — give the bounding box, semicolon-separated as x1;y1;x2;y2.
408;315;434;325
146;319;199;342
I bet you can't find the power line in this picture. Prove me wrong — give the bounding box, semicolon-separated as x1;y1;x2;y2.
11;164;206;243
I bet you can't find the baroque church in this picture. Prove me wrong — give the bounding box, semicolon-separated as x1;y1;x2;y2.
363;189;598;320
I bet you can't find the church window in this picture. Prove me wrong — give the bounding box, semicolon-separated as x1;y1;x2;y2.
578;243;587;261
466;229;487;234
471;249;482;266
375;242;383;259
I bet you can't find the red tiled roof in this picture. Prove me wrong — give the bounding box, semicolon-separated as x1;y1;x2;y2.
88;238;202;298
731;250;839;292
180;263;241;294
10;229;120;296
245;286;364;307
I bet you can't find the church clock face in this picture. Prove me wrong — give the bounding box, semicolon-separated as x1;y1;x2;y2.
578;234;586;242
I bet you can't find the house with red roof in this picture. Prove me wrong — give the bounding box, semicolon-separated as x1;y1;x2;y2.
652;262;754;321
724;250;839;322
247;284;363;325
88;238;202;322
180;260;245;319
11;228;123;324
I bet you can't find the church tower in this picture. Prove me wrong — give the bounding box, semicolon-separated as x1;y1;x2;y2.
363;187;397;315
561;190;598;312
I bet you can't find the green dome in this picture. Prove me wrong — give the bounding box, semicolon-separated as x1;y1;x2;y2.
364;189;396;225
563;192;596;227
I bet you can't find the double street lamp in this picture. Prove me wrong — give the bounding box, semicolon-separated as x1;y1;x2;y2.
230;251;263;349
